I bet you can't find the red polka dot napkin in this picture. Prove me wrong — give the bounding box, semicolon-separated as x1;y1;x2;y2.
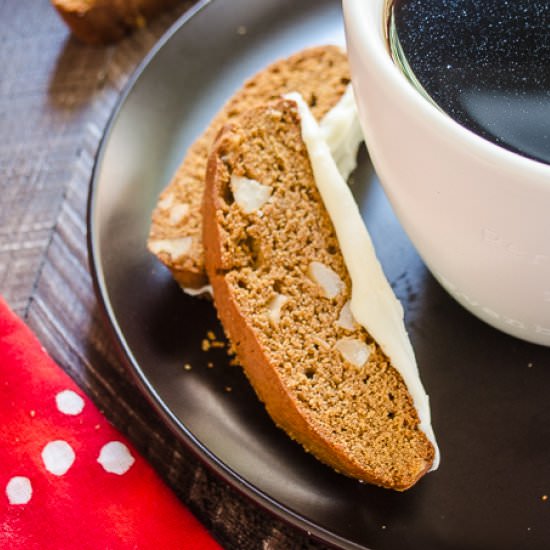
0;296;221;550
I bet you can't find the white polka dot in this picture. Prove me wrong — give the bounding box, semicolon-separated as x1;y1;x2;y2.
6;476;32;505
97;441;135;475
55;389;85;416
41;440;75;476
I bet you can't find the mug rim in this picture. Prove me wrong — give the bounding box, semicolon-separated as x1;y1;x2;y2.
343;0;550;180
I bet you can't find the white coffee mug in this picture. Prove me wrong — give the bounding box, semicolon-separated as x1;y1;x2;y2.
343;0;550;346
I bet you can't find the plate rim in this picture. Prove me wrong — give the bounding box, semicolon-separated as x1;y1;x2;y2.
86;1;367;549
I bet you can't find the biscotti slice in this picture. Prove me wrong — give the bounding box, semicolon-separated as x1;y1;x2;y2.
202;99;437;491
148;45;352;291
51;0;182;45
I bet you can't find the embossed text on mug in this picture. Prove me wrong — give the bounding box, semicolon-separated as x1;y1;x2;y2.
483;228;549;267
437;272;550;343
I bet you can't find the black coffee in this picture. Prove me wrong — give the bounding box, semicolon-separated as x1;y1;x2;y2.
389;0;550;165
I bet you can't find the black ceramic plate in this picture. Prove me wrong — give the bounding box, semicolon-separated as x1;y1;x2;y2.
88;1;550;548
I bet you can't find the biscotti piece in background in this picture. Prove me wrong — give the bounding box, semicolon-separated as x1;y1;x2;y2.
51;0;183;45
147;45;351;291
202;99;436;490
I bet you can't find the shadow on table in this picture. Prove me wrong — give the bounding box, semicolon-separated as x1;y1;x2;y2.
47;3;192;114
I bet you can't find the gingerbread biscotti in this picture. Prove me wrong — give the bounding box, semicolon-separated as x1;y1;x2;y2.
148;45;352;291
51;0;182;45
202;98;437;490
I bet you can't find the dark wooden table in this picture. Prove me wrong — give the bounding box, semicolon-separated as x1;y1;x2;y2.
0;2;327;548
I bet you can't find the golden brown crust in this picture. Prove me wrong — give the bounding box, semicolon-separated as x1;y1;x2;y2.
51;0;181;45
148;45;351;289
202;101;434;490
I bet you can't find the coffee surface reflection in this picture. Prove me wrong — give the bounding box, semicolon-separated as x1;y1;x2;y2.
390;0;550;165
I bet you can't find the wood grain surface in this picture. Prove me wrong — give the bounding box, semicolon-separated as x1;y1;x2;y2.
0;2;327;548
